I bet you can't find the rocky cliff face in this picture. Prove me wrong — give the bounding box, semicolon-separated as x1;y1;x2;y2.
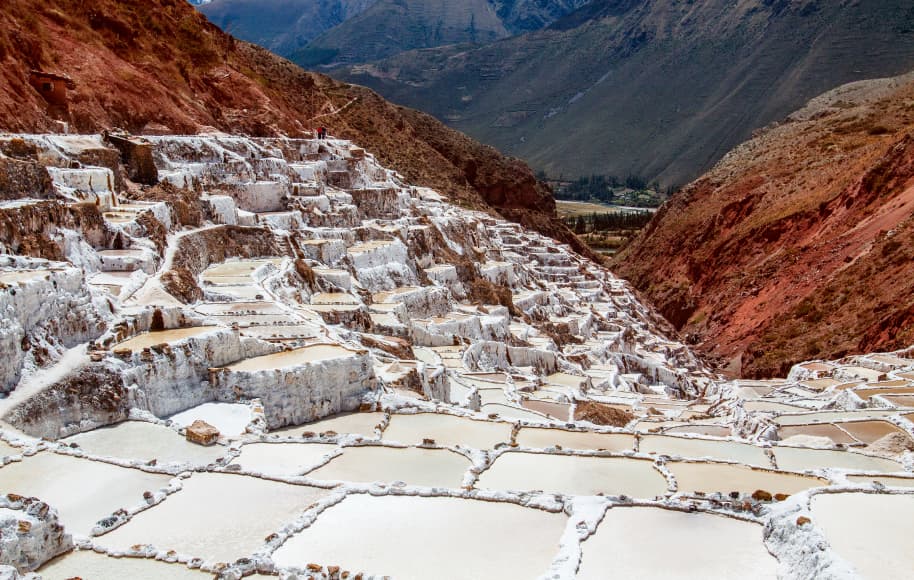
0;0;576;252
615;72;914;378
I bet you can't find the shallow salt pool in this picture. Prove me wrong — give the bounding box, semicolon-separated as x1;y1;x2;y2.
812;493;914;579
195;301;285;315
272;412;385;438
663;424;732;437
846;474;914;488
669;462;827;495
0;440;20;457
0;270;51;284
516;427;634;452
521;399;571;420
480;403;546;421
230;443;338;477
775;410;899;426
772;446;903;473
778;424;858;445
63;421;226;466
577;507;777;579
39;550;209;579
382;413;512;449
306;446;470;487
0;453;171;535
202;259;281;279
837;420;911;444
168;402;252;437
225;343;356;371
639;435;772;467
98;473;329;564
272;494;566;579
113;326;219;351
477;452;668;497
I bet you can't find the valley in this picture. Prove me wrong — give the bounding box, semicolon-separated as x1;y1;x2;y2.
0;130;912;580
0;1;913;578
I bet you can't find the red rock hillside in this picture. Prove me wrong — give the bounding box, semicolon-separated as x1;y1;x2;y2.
615;72;914;378
0;0;590;256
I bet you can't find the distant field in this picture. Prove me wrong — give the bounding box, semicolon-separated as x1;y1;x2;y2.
556;200;655;218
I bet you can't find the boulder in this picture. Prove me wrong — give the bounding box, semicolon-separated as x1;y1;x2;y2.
185;420;220;446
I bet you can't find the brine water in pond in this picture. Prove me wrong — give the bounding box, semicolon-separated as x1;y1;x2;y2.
229;442;338;477
669;462;827;495
382;413;512;449
516;427;635;452
0;453;170;535
477;452;668;497
39;550;210;580
639;435;772;467
272;495;566;579
578;507;777;579
306;446;470;487
271;412;385;437
63;421;225;466
812;493;914;579
98;473;329;563
771;447;902;473
168;402;253;437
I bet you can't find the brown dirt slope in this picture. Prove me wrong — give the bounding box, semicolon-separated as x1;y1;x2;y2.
614;72;914;379
0;0;585;255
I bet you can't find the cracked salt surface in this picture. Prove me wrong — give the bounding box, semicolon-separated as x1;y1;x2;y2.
1;133;912;578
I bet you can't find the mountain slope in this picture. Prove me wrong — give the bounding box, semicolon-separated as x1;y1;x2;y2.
293;0;511;67
492;0;591;34
197;0;377;58
334;0;914;187
194;0;589;65
0;0;593;256
614;72;914;378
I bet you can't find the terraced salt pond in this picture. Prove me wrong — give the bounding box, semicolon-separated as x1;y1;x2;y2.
812;493;914;579
481;403;546;421
0;440;20;456
272;412;385;437
771;446;902;473
670;462;827;495
778;423;859;445
846;474;914;488
639;435;773;467
306;446;470;487
272;495;566;579
382;413;512;449
201;259;282;281
577;508;778;579
838;420;911;444
516;427;635;452
229;443;338;477
99;473;329;563
226;343;356;371
113;326;219;351
168;402;252;437
63;421;226;466
775;410;900;426
39;550;209;579
0;453;171;534
0;270;52;284
477;452;668;497
195;301;285;316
